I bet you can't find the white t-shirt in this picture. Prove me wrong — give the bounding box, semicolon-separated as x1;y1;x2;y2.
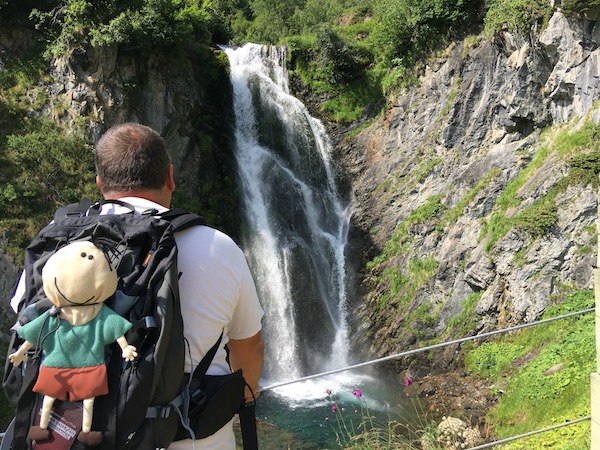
10;197;264;449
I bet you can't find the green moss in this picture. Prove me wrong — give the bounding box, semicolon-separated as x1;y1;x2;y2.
513;198;558;236
445;292;482;337
367;195;445;271
442;168;500;228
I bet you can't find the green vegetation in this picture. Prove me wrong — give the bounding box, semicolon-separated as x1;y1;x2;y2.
24;0;216;57
561;0;600;16
481;121;600;253
1;0;562;124
465;290;594;448
368;195;445;269
324;388;439;450
441;168;501;228
445;291;482;337
0;118;97;260
483;0;552;37
0;44;99;261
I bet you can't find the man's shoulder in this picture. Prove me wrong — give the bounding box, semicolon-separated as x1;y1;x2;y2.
176;225;246;259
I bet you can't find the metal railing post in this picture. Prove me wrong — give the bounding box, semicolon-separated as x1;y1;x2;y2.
591;177;600;450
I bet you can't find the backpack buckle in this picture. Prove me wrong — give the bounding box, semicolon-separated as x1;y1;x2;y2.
146;404;173;419
190;388;206;407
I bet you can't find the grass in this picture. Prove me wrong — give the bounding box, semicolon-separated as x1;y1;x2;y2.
465;290;595;448
323;389;440;450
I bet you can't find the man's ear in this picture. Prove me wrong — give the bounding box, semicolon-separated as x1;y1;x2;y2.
96;176;105;194
166;164;176;193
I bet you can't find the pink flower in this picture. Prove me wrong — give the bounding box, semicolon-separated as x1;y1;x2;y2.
332;405;338;412
353;390;362;397
405;377;413;386
341;408;346;413
326;389;332;395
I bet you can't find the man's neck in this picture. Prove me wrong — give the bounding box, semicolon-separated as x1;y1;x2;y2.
104;189;171;208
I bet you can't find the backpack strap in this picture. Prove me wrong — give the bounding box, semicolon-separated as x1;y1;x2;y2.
53;198;141;221
87;199;137;216
159;208;206;232
189;331;223;397
238;402;258;450
53;198;92;222
145;332;222;423
0;417;15;450
186;332;258;450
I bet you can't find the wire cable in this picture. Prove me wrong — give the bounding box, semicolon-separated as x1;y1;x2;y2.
259;307;595;392
465;416;591;449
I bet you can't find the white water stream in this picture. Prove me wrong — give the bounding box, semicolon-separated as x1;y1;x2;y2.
225;44;352;388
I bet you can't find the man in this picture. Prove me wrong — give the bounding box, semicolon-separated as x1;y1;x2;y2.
11;122;264;449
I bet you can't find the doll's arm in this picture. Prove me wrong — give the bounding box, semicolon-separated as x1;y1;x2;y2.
116;336;138;362
9;340;34;366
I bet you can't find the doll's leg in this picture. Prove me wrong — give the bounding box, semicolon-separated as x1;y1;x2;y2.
82;397;94;433
77;397;103;446
40;395;56;429
27;395;54;441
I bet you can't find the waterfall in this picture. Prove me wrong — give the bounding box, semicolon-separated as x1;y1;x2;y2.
224;43;352;385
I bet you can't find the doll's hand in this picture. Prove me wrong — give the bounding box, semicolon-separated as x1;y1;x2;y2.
122;345;138;362
9;352;28;367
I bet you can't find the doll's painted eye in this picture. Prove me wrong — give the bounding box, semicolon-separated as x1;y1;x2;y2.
81;252;87;257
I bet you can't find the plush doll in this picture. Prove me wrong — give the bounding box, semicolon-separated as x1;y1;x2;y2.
9;241;138;446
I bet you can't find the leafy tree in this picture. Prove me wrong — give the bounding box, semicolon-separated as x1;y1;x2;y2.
561;0;600;15
11;0;214;57
315;26;367;83
289;0;345;34
89;0;211;49
370;0;482;65
483;0;552;37
247;0;304;43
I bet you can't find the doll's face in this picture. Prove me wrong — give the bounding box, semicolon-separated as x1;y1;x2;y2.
42;241;118;308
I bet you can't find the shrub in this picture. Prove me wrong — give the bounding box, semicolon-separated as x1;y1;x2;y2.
483;0;553;37
0;118;97;260
26;0;213;57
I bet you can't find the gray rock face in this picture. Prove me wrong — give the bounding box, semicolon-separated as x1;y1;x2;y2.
45;46;231;197
340;11;599;362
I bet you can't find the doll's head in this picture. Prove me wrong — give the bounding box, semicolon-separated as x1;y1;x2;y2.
42;241;117;308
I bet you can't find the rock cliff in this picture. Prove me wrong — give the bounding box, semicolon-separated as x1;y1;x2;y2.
339;11;599;374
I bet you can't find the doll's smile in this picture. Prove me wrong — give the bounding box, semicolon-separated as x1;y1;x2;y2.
54;278;96;305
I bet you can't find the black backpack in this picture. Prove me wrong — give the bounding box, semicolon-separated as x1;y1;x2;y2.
2;199;257;449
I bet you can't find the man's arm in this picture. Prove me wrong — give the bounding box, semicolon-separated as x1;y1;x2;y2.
227;331;264;402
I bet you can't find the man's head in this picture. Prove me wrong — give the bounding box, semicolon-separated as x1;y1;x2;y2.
95;123;175;206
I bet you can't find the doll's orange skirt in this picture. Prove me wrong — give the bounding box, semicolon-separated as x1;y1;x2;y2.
33;364;108;401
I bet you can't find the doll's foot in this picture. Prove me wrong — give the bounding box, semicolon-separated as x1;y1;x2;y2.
77;430;103;446
28;425;51;441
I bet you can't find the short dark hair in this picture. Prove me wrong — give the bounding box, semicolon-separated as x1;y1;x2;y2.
95;123;170;193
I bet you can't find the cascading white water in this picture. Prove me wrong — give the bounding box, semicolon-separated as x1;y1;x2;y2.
224;43;352;385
